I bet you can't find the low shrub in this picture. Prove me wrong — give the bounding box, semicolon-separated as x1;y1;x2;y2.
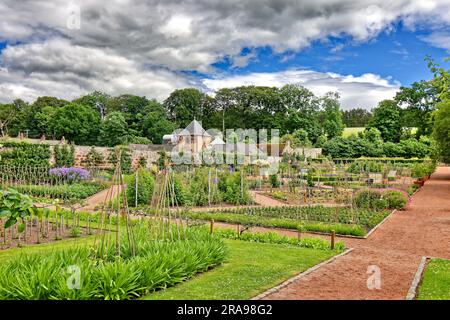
354;189;387;210
383;189;408;210
269;174;281;188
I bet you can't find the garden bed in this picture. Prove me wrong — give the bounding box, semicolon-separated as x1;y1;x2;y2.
0;221;226;300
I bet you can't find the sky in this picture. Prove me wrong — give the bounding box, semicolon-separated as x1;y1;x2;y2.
0;0;450;110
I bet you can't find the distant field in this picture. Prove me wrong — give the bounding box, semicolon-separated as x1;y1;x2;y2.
342;127;364;137
342;127;417;138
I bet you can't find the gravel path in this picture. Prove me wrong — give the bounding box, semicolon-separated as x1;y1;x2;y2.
263;166;450;300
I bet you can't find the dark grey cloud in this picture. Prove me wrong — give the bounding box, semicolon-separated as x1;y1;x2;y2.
0;0;449;103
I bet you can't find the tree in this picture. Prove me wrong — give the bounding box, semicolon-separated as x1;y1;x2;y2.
427;57;450;162
321;92;344;138
292;129;312;147
0;103;19;137
35;106;58;138
141;106;176;144
98;112;128;147
164;88;210;128
281;85;322;142
395;80;439;137
367;100;402;142
433;100;450;162
52;103;101;145
74;91;111;119
342;108;373;127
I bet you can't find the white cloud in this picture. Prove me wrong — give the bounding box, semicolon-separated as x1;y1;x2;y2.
0;0;449;104
202;69;400;110
0;39;192;102
421;32;450;51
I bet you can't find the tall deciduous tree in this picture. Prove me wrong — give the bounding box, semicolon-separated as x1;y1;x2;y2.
164;88;210;128
367;99;402;142
98;112;128;146
321;92;345;138
52;103;100;145
395;80;439;137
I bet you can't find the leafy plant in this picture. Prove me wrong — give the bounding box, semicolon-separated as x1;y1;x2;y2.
383;190;408;210
0;189;33;229
126;168;155;206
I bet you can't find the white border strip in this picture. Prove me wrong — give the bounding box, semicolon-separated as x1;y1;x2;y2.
406;256;429;300
251;248;355;300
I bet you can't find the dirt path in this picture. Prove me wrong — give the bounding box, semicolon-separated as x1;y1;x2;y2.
263;166;450;300
80;185;123;211
250;190;288;207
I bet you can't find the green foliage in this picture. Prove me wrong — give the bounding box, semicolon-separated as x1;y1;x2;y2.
13;182;106;201
98;111;128;147
129;136;151;145
218;171;251;205
51;103;101;145
0;224;226;300
292;129;312;147
395;80;439;137
323;135;430;159
53;144;75;167
269;174;281;188
383;190;408;210
342;108;373;127
211;227;345;251
354;189;387;210
368;99;402;142
321;92;345;138
433;99;450;163
126;168;155;206
0;141;51;167
0;189;33;229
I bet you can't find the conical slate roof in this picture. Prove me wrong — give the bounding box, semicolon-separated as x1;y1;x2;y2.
182;120;211;137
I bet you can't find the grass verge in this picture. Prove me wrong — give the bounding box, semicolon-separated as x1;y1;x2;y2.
417;258;450;300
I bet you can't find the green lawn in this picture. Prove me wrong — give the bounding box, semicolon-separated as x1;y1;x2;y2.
144;239;337;300
417;258;450;300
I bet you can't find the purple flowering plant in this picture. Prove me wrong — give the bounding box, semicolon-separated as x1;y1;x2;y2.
49;167;90;183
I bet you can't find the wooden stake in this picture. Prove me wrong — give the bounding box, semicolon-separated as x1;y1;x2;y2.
36;218;40;244
331;230;335;250
297;229;301;240
210;219;214;234
236;224;240;237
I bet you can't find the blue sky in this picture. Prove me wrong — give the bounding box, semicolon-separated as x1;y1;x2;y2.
212;24;449;87
1;1;450;109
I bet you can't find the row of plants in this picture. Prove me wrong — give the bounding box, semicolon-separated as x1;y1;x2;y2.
0;222;227;299
184;211;368;236
205;226;345;251
12;182;107;201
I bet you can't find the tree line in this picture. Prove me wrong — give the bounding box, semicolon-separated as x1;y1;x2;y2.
0;65;446;161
